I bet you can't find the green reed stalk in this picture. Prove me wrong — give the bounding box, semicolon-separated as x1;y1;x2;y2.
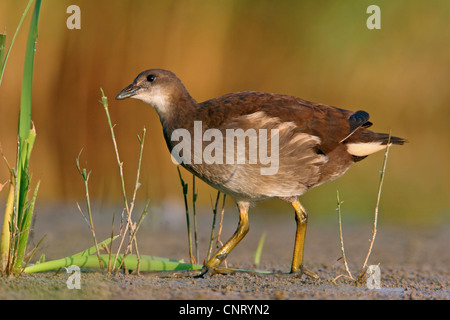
24;253;203;274
13;0;42;274
177;167;195;264
0;0;42;274
0;33;6;74
192;175;199;263
253;232;266;267
207;191;222;261
0;0;34;86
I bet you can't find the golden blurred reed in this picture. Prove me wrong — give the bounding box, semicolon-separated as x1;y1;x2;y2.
0;1;449;225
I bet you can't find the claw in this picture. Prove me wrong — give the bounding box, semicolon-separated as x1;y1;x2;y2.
194;267;210;278
302;267;320;280
194;266;238;278
285;265;320;280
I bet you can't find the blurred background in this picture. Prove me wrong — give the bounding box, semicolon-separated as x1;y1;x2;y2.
0;0;449;229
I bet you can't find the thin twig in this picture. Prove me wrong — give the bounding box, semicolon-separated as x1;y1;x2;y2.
20;234;46;276
359;132;392;282
133;200;150;274
100;89;134;272
128;129;146;218
0;180;8;192
336;191;354;281
108;213;115;273
331;273;355;285
124;129;147;271
121;200;150;274
76;151;104;271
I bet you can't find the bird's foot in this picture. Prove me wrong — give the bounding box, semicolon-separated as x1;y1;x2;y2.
288;266;319;280
194;266;213;278
302;267;320;280
194;266;236;278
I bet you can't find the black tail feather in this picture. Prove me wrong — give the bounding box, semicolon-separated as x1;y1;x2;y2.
375;133;407;145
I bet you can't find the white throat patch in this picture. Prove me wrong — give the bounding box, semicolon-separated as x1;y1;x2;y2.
132;88;171;115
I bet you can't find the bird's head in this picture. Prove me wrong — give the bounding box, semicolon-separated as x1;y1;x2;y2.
116;69;193;116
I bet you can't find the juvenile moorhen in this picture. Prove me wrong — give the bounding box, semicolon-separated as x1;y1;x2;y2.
116;69;405;278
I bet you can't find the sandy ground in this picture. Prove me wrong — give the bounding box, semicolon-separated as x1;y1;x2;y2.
1;203;449;300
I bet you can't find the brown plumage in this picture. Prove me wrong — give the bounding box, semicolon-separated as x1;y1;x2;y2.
116;69;406;277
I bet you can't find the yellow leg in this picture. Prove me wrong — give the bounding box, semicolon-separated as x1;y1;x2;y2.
289;200;319;279
291;200;308;274
198;202;249;276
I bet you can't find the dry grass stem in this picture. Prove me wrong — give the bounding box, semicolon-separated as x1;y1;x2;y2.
101;92;132;269
358;132;392;283
108;213;115;273
76;151;104;271
73;89;149;274
332;132;392;285
120;200;150;274
128;129;146;217
100;89;144;272
334;190;354;282
0;180;8;192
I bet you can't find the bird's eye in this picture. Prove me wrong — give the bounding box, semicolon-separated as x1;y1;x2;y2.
147;74;155;82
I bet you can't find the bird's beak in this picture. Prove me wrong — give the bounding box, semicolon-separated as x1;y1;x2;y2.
116;83;140;100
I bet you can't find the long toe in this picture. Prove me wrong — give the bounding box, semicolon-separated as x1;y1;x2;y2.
288;266;320;280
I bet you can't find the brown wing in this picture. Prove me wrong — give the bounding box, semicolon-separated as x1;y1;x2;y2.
199;91;360;154
196;92;353;199
192;91;404;199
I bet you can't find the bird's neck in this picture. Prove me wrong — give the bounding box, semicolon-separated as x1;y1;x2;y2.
157;91;199;150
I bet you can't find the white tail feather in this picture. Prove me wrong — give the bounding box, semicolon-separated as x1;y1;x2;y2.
346;142;387;157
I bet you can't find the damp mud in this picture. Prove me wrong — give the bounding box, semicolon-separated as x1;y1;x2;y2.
1;204;449;300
